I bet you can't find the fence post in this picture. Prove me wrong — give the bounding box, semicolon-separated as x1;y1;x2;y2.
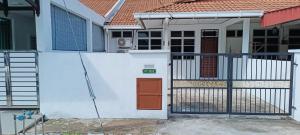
4;52;12;107
289;54;295;115
227;54;233;114
170;53;174;113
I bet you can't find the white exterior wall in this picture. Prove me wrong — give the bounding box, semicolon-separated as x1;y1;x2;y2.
35;0;105;52
290;50;300;121
39;51;169;119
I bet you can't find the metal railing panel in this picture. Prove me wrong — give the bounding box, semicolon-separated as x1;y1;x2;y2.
0;51;39;109
171;52;295;115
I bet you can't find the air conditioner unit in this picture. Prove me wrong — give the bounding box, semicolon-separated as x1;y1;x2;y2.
118;38;132;49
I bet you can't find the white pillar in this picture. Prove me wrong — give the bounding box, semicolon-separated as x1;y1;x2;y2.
242;18;251;79
35;0;52;51
242;18;250;53
219;27;227;53
290;50;300;121
163;18;170;50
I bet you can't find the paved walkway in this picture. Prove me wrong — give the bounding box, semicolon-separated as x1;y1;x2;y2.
26;116;300;135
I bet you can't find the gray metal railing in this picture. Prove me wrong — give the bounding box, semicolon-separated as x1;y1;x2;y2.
170;52;295;115
0;51;39;110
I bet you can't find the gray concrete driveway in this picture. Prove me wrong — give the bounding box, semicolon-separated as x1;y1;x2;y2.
26;116;300;135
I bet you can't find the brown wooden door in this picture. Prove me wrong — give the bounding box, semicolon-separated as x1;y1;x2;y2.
201;37;218;77
137;78;162;110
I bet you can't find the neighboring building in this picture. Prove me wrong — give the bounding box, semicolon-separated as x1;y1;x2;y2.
1;0;300;121
81;0;300;54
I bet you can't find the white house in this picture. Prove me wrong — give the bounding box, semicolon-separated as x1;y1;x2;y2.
1;0;300;121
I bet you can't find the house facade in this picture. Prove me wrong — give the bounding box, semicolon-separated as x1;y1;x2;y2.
1;0;300;121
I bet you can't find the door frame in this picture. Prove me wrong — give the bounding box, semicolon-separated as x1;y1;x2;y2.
200;29;219;77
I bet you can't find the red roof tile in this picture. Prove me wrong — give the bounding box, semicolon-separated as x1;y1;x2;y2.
147;0;300;13
82;0;300;25
80;0;118;16
110;0;179;25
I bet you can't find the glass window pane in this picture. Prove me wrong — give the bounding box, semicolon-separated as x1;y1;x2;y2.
138;31;149;37
151;46;162;50
227;30;235;37
253;38;265;44
267;45;278;52
184;39;194;45
202;30;218;37
138;46;148;50
253;45;265;53
171;31;182;37
138;39;149;45
267;38;279;44
267;29;279;36
289;45;300;49
123;31;132;37
171;39;181;45
151;39;161;45
253;30;265;36
171;46;181;52
112;31;121;38
289;29;300;36
184;31;195;37
237;30;243;37
184;46;194;52
289;38;300;44
151;31;162;37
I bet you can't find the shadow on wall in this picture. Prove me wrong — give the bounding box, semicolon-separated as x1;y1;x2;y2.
81;53;121;101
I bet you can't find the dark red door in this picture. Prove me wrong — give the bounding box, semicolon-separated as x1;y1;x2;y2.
201;37;218;77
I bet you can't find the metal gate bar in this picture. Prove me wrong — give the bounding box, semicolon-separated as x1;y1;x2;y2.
171;53;295;115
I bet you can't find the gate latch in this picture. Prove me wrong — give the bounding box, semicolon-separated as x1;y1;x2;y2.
293;62;298;67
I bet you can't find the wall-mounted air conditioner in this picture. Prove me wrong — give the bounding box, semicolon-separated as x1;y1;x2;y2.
118;38;132;49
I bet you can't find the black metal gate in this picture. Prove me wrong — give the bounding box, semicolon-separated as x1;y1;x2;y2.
171;53;295;115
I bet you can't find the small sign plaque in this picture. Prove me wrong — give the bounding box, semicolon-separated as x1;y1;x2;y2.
143;69;156;74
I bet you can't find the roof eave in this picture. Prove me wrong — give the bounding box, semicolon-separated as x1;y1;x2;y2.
104;25;143;30
134;11;264;19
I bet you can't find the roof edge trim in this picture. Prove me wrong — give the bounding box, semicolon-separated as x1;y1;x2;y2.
104;25;143;30
105;0;125;22
134;11;264;19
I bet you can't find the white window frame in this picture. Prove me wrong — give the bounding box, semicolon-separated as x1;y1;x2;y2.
170;31;195;53
226;29;243;38
137;30;163;50
289;29;300;49
252;29;280;53
111;30;133;38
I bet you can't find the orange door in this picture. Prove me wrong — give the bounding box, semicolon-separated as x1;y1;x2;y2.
137;78;162;110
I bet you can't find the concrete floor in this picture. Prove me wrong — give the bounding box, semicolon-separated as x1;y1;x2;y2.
171;89;287;114
26;116;300;135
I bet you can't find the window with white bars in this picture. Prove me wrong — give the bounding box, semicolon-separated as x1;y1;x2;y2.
289;29;300;49
252;29;279;53
137;31;162;50
171;31;195;59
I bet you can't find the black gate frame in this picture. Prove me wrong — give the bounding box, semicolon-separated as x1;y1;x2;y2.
170;52;295;115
